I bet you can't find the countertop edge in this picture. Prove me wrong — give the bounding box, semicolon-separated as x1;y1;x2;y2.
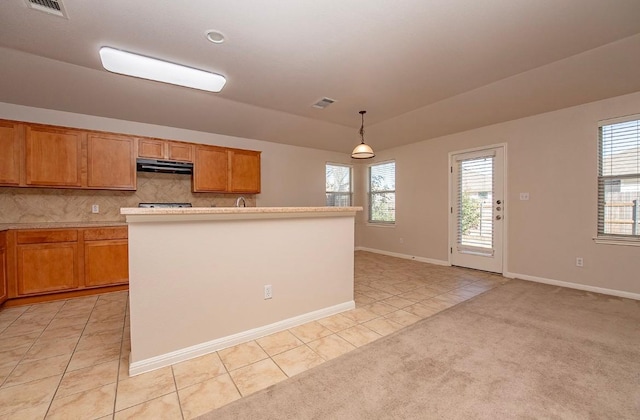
120;206;363;215
121;206;363;222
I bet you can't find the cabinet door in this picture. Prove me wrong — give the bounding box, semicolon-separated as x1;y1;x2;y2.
0;121;21;186
138;138;165;159
229;149;261;193
0;232;7;305
193;146;228;192
25;125;84;187
16;242;79;295
168;141;193;162
84;239;129;287
87;133;136;190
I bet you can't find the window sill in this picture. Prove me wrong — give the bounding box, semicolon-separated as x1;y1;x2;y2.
593;236;640;247
366;222;396;228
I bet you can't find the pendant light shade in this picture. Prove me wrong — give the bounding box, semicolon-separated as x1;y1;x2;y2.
351;110;375;159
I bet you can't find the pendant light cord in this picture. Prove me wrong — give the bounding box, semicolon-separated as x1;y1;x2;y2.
359;110;366;144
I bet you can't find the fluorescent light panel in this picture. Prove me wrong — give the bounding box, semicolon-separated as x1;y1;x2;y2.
99;47;226;93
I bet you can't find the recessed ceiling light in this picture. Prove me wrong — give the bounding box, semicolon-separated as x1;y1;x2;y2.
206;30;225;44
99;47;226;93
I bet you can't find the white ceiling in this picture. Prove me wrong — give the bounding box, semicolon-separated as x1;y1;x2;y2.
1;0;640;153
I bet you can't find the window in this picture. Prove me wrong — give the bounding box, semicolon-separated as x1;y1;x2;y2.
369;161;396;223
598;116;640;239
326;163;352;207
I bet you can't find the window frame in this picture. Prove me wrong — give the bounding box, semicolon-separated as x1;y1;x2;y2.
325;162;353;207
368;160;396;225
595;114;640;246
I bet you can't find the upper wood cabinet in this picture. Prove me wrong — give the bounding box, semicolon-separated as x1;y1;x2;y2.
228;149;261;193
0;119;260;194
168;141;193;162
25;125;84;187
138;138;193;162
0;121;22;186
193;145;228;192
87;133;136;190
193;146;261;193
138;138;164;159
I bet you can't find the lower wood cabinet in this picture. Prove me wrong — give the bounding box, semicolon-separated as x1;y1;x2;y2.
17;242;79;295
84;228;129;287
5;226;128;302
0;232;8;306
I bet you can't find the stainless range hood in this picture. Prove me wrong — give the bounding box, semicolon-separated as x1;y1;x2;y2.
136;158;193;174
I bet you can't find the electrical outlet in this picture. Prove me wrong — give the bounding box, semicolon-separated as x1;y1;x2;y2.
91;204;99;214
519;192;530;201
264;285;273;300
576;257;584;267
399;238;404;244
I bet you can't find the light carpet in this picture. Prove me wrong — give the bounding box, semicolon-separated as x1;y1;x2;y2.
197;280;640;419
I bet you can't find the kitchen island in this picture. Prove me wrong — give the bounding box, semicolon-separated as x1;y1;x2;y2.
121;206;361;375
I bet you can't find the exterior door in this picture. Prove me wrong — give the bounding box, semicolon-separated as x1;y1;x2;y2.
450;146;505;273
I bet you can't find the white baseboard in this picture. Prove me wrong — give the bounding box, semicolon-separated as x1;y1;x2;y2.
129;300;356;377
504;271;640;301
355;246;450;266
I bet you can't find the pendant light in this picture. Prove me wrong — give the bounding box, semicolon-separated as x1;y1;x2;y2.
351;110;375;159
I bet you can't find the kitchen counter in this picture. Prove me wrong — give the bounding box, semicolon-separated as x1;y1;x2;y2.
121;206;361;220
123;206;361;375
0;221;127;231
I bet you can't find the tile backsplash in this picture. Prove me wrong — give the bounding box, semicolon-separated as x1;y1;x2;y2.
0;172;255;223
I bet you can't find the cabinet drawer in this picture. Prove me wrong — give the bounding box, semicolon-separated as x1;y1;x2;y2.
17;229;78;244
83;227;128;241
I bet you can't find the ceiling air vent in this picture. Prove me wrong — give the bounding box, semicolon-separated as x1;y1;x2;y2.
24;0;68;18
312;97;336;109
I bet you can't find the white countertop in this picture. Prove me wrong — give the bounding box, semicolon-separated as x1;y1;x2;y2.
121;206;363;222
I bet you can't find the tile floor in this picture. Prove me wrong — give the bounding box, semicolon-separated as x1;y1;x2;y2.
0;251;508;419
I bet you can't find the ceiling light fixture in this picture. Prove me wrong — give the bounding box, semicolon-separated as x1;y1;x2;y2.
99;47;227;93
351;110;375;159
206;30;225;44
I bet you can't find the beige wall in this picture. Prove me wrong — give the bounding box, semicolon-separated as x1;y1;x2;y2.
357;91;640;295
0;102;351;213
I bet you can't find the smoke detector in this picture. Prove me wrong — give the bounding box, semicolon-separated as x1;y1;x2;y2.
312;97;336;109
24;0;68;18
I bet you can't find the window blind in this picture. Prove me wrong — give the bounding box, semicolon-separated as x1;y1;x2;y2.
598;117;640;237
369;161;395;223
325;164;352;207
457;156;494;251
